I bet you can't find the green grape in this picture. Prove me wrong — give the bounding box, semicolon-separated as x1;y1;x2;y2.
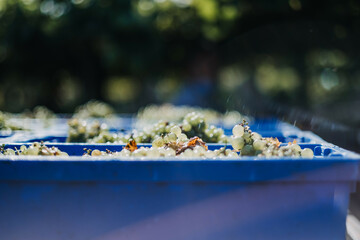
178;133;188;141
253;139;266;151
251;132;262;141
20;145;27;152
231;136;245;151
182;122;191;132
301;148;314;158
170;126;182;137
243;132;251;141
27;146;39;155
290;144;302;152
240;145;255;156
152;136;165;148
91;150;102;156
167;132;177;142
232;124;244;137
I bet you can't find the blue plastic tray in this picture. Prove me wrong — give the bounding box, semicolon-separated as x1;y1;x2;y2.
0;117;357;240
0;143;351;158
0;143;359;240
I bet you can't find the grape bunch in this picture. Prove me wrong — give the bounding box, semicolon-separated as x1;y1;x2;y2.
89;131;126;144
131;121;180;143
136;104;249;128
66;118;109;143
230;120;314;158
73;100;115;119
20;106;56;120
66;118;181;144
82;112;228;144
0;142;68;156
130;112;228;144
180;112;227;143
0;111;24;131
136;104;221;125
259;140;314;158
85;134;239;159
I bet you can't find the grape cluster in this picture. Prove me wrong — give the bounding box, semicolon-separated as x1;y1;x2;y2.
136;104;250;129
181;112;227;143
66;118;129;143
259;141;314;158
136;104;221;125
87;145;238;159
67;119;108;143
89;121;184;144
20;106;56;120
230;121;314;158
85;136;239;159
151;125;189;148
89;131;126;144
132;121;179;143
0;142;68;156
130;112;227;144
74;100;115;119
69;111;229;144
0;111;24;131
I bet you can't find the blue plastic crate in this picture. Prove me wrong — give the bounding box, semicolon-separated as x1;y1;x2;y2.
0;143;351;157
0;143;359;240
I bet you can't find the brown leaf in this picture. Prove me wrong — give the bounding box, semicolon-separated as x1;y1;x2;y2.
124;139;138;152
267;137;281;148
176;136;208;155
187;137;208;150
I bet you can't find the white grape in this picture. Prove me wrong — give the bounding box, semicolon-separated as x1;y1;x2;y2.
290;144;302;152
5;149;16;155
170;126;182;137
91;149;102;156
241;145;254;156
253;140;266;151
178;133;188;141
231;136;245;150
232;125;244;137
167;132;177;142
251;132;262;140
27;146;39;155
147;148;161;158
152;136;164;148
301;148;314;158
163;135;170;143
243;132;251;141
182;122;191;132
165;148;176;157
60;152;69;157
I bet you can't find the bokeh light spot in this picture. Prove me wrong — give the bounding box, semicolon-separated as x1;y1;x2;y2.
289;0;302;11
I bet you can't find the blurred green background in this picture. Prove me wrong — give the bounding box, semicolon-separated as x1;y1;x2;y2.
0;0;359;150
